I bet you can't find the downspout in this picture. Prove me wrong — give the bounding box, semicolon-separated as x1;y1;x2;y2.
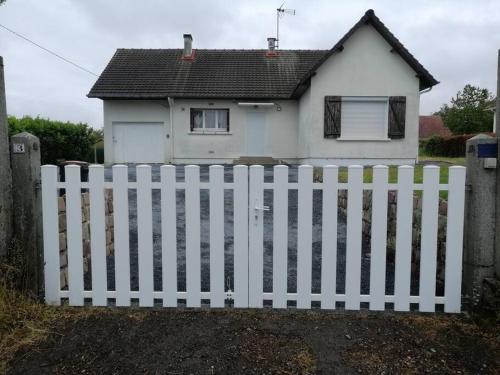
167;97;175;163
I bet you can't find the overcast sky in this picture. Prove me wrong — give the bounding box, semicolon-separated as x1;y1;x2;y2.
1;0;499;129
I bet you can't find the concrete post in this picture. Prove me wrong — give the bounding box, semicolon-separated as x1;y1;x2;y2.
495;49;500;278
463;134;497;305
0;56;13;258
10;132;42;294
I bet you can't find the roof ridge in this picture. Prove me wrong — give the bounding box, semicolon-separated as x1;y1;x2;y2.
116;48;329;52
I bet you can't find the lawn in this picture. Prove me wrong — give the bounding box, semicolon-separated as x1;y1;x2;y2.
334;157;465;184
312;156;465;200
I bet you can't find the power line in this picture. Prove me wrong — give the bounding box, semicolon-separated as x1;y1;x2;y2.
0;23;98;77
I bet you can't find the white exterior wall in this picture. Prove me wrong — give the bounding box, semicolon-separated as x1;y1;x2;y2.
298;89;311;159
171;99;298;163
103;99;299;164
103;100;170;164
302;23;421;165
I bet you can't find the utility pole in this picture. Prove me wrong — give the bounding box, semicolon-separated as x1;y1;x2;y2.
0;56;13;258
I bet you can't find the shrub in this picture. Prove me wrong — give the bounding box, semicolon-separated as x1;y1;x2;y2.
422;134;483;157
8;116;102;165
423;135;444;156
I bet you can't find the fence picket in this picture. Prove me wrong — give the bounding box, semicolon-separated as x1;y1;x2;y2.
65;165;84;306
394;166;414;311
345;165;363;310
419;166;440;312
297;165;313;309
137;165;154;307
233;165;249;308
273;165;288;308
113;165;131;307
249;165;264;308
321;165;338;309
161;165;177;307
444;166;466;313
41;165;60;305
89;165;107;306
370;165;388;311
209;165;225;307
185;165;201;307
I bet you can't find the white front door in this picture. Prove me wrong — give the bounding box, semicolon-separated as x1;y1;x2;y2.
112;122;166;163
246;112;266;156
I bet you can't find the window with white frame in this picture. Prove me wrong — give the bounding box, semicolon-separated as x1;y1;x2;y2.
190;109;229;132
340;97;388;140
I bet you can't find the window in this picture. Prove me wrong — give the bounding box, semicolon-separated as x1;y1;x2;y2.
324;96;406;140
340;97;388;140
190;109;229;132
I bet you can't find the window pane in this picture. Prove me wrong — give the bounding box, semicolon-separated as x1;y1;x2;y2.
341;100;386;139
193;110;203;128
217;110;228;130
205;110;216;128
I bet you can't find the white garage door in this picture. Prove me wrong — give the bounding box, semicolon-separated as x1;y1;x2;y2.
112;122;165;163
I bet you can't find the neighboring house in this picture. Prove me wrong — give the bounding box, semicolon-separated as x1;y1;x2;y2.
419;115;452;139
88;9;438;165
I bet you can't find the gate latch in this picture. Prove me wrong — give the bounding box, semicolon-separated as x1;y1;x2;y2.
254;205;270;211
254;205;270;220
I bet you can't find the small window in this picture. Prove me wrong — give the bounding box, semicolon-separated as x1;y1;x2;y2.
341;97;388;140
190;109;229;131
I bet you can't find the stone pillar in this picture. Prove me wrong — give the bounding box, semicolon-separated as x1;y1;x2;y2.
10;132;42;294
463;134;497;305
0;56;13;258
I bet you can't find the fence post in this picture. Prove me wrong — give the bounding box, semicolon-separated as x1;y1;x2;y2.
10;132;42;294
463;134;497;307
0;56;13;258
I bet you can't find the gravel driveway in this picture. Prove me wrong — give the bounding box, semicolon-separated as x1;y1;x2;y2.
97;165;395;303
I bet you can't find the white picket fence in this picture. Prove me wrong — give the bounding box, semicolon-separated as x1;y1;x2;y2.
41;164;466;313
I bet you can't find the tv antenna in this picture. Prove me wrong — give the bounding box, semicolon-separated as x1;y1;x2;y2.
276;3;295;49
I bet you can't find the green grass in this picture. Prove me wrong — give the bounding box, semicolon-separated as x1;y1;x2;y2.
315;157;465;200
418;155;465;166
336;164;452;184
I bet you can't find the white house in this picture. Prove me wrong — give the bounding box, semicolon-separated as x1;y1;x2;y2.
88;9;438;165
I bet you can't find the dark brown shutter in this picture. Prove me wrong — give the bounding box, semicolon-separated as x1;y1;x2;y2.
388;96;406;139
226;109;230;132
324;96;341;138
190;109;195;131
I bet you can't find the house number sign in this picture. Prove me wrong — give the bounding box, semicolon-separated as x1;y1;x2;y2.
13;143;25;153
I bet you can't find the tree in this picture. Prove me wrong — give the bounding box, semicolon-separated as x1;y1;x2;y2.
435;84;494;134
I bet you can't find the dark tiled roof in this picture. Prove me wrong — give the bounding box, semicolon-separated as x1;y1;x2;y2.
419;116;452;139
88;9;438;99
88;49;327;99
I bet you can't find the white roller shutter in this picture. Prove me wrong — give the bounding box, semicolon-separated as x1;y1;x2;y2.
341;98;388;139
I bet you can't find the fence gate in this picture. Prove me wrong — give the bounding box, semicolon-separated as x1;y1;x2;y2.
41;164;466;313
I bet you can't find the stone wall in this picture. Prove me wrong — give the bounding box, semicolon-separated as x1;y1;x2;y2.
338;190;449;287
58;191;114;289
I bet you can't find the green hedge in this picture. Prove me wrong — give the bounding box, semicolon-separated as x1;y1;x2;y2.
8;116;102;165
421;134;475;157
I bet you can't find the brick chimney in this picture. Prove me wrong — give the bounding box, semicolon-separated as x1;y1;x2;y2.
183;34;193;59
266;37;278;57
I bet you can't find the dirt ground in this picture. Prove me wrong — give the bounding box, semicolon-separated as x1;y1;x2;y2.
5;308;499;374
